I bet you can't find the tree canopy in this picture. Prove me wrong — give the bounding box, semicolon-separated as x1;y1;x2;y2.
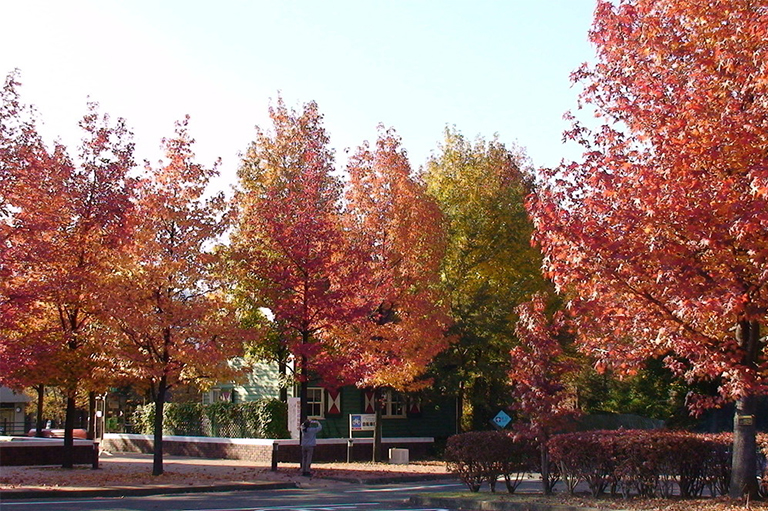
424;127;549;431
232;97;367;418
528;0;768;497
342;126;450;391
103;117;248;475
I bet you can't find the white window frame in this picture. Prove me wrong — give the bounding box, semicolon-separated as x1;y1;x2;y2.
307;387;325;419
382;389;407;418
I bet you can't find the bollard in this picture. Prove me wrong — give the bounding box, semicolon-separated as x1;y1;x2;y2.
92;441;100;470
271;441;279;471
347;438;353;463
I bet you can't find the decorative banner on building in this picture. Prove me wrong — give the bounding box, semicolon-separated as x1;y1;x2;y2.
326;389;342;417
407;397;422;418
363;390;376;414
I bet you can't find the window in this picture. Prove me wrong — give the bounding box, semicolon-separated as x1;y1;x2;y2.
307;387;324;418
209;388;235;404
382;389;406;418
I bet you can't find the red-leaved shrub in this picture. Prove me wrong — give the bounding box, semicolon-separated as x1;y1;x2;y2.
548;430;732;499
444;431;538;493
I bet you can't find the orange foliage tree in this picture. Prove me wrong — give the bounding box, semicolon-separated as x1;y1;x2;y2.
102;118;250;476
343;126;450;389
232;97;366;422
342;127;451;460
1;72;135;466
528;0;768;498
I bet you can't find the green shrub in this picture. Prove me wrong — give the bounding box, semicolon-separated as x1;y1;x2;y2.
105;417;121;433
131;403;155;435
131;399;289;439
164;403;204;436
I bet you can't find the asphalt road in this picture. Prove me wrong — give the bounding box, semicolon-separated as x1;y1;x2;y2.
0;480;467;511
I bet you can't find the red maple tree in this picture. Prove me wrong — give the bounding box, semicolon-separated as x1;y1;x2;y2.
509;293;578;494
342;127;451;460
232;97;367;421
528;0;768;498
0;77;135;466
103;117;249;476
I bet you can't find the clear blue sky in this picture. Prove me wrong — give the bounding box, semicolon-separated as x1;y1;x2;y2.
2;1;596;189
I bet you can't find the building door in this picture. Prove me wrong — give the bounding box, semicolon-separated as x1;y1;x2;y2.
0;408;14;435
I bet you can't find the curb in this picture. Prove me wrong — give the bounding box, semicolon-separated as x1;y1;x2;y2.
320;473;457;485
0;481;296;500
410;495;615;511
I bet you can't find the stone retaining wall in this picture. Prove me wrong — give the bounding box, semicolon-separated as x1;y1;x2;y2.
0;437;98;466
102;434;434;464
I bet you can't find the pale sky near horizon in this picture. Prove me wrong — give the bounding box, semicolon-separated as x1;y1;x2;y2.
2;1;596;191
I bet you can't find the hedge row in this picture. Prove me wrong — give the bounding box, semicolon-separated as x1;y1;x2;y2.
548;430;731;498
444;431;541;492
444;430;765;498
132;399;289;439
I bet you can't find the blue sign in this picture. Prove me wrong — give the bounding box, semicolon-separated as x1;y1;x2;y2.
491;410;512;429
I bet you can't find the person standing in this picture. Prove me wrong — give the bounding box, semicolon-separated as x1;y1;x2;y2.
300;419;322;477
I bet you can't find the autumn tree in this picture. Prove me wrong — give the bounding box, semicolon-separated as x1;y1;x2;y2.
509;293;578;494
0;77;135;466
423;127;549;431
103;117;248;476
528;0;768;498
0;72;63;436
232;97;366;422
342;126;451;460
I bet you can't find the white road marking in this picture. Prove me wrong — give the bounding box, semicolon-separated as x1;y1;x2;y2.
186;503;380;511
346;483;463;493
0;500;104;507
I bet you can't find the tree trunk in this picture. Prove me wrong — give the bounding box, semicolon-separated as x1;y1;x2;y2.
372;388;383;463
729;319;761;499
540;438;552;495
35;385;45;437
62;393;77;469
457;381;465;433
300;329;309;423
152;376;167;476
278;359;288;403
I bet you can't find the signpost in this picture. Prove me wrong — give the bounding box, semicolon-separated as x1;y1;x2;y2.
491;410;512;430
348;414;376;462
288;397;301;439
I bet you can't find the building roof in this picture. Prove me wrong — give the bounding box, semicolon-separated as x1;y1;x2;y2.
0;386;32;403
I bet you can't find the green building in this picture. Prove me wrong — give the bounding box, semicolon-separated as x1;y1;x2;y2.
204;361;457;441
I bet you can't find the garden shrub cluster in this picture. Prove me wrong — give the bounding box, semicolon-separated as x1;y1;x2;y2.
444;429;768;499
548;430;732;498
444;430;539;493
132;399;289;439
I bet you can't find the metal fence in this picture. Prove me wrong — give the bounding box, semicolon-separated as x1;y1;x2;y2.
0;420;30;436
163;417;270;438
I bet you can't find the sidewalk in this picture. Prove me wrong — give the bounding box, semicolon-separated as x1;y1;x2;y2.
0;451;453;500
3;456;757;510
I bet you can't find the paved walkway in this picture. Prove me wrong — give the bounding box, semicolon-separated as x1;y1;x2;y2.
0;451;453;500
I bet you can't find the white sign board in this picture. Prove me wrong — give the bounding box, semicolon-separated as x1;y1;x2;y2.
349;413;376;433
288;397;301;439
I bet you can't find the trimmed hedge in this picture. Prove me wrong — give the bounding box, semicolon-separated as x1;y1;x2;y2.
548;430;732;498
445;431;538;493
132;399;289;439
445;429;768;499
